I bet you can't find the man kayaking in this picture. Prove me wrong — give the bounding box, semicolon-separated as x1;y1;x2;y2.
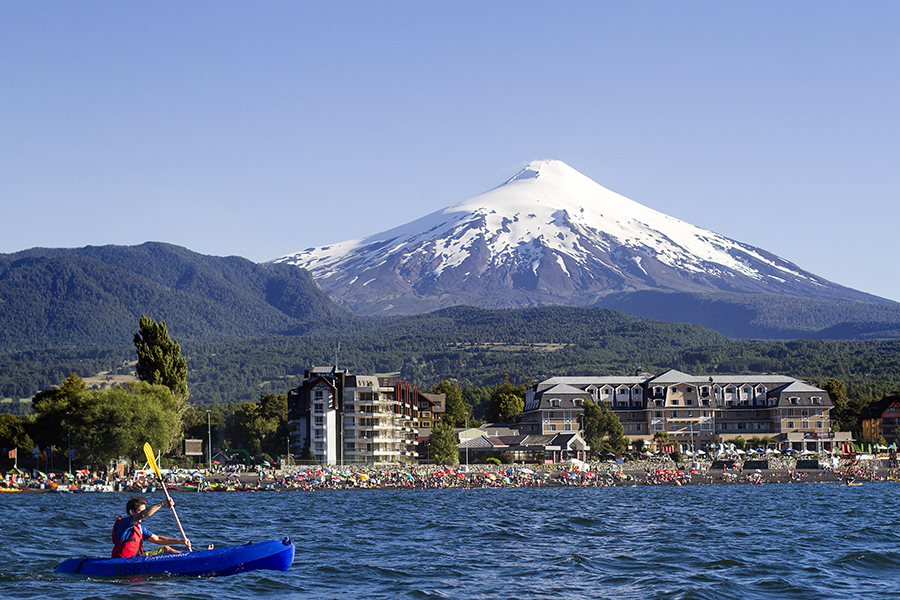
112;496;191;557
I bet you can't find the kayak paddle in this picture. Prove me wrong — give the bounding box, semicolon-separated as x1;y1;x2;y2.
143;442;191;552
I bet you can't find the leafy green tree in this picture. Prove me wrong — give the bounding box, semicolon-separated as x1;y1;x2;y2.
652;431;669;452
30;373;86;451
73;381;180;464
0;413;30;453
227;394;287;457
134;315;188;401
579;399;626;457
432;380;468;427
484;376;526;422
183;404;225;452
429;421;459;465
462;386;492;421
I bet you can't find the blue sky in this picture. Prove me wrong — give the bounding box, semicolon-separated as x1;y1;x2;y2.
3;2;898;301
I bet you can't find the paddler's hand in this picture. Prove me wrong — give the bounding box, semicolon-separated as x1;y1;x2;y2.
183;538;192;551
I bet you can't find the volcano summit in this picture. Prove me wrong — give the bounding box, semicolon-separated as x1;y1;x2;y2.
272;160;886;319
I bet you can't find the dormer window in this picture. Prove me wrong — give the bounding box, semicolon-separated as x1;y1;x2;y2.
550;399;561;407
789;397;800;405
573;398;584;407
811;397;822;405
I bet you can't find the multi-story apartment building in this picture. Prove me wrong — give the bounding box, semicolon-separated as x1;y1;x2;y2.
524;369;848;453
287;366;420;465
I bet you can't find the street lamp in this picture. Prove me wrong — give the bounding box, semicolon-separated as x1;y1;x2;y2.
465;412;469;469
206;410;212;471
66;411;72;474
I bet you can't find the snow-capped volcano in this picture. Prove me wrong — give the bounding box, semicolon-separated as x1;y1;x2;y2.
272;160;878;315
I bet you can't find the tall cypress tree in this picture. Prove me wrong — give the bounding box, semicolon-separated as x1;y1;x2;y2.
134;315;188;401
134;315;189;452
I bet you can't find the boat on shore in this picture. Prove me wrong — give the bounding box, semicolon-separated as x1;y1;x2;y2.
55;537;295;577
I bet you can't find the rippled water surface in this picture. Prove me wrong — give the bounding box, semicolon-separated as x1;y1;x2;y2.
2;482;900;599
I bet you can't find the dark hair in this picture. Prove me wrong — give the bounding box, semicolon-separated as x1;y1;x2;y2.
126;497;147;514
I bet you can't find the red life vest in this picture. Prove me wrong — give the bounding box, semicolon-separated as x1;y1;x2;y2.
111;516;144;558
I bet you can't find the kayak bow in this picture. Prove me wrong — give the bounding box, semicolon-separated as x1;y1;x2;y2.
55;537;294;577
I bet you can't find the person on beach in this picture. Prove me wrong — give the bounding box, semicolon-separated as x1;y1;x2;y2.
112;496;191;557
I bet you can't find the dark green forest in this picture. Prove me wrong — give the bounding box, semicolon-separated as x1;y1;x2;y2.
2;306;899;419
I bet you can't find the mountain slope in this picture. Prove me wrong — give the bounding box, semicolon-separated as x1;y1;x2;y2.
0;243;350;351
272;160;896;336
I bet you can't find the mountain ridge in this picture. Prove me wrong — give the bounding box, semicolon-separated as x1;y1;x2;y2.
0;242;351;351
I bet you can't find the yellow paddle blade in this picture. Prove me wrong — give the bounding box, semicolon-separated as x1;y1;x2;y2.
143;442;161;478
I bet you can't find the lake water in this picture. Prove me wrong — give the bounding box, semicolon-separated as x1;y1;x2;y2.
1;482;899;599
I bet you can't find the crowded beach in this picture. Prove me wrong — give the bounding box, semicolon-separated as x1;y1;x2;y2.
1;454;890;493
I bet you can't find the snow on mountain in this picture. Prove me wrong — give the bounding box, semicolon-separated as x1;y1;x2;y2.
271;160;874;315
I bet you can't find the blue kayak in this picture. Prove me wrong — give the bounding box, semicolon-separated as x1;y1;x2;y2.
55;537;294;577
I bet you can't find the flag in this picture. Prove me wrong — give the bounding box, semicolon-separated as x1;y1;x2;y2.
32;446;39;459
69;448;75;459
7;448;15;459
45;446;52;460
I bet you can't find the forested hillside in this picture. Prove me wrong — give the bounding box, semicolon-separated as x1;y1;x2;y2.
2;306;899;417
0;243;351;351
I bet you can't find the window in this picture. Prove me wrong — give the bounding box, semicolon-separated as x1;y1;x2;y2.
654;411;663;418
548;411;556;419
672;399;680;406
669;423;679;431
313;403;324;414
671;411;679;418
564;423;572;431
421;421;431;428
812;397;822;405
314;416;324;426
573;398;583;407
548;424;557;431
686;398;694;406
422;411;431;418
686;387;695;393
550;399;561;407
787;421;795;429
790;397;800;405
